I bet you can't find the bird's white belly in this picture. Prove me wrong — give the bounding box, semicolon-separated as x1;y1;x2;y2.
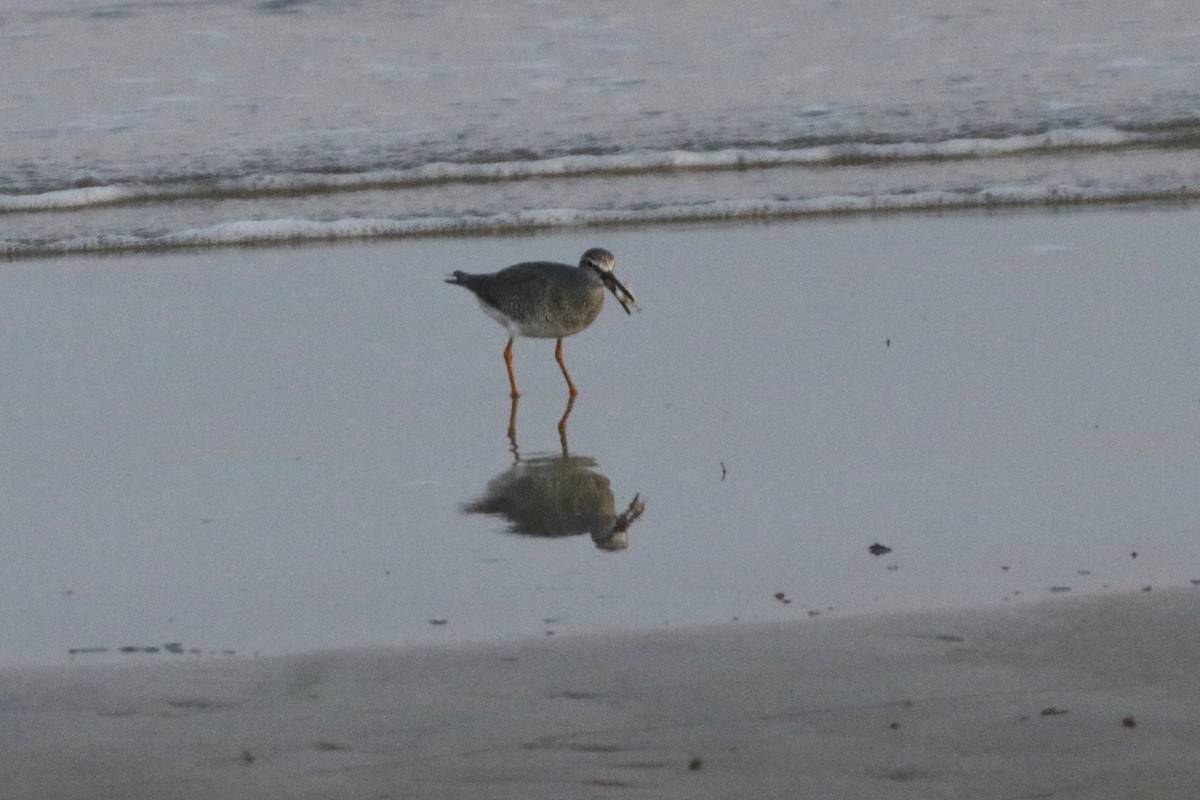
478;298;524;335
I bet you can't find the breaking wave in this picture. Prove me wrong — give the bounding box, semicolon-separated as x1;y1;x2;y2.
0;125;1180;213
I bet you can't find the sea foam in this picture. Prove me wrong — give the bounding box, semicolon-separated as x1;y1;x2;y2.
0;127;1163;214
4;179;1196;257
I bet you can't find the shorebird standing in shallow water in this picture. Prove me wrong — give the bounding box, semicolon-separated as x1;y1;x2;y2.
445;247;637;398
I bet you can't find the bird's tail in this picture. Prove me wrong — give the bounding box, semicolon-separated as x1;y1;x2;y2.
444;270;468;286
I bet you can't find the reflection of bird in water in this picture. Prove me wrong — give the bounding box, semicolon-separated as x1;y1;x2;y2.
445;247;638;398
464;454;631;550
465;395;645;551
508;395;573;458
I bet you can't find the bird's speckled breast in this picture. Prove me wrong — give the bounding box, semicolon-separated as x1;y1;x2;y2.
483;261;607;338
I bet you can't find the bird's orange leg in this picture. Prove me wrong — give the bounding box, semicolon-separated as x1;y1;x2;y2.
554;337;578;397
503;337;520;399
507;395;520;457
557;392;575;455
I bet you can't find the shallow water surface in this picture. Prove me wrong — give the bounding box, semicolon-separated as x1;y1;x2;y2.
2;208;1199;665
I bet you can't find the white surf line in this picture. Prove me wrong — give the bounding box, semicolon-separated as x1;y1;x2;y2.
0;126;1166;213
3;181;1198;257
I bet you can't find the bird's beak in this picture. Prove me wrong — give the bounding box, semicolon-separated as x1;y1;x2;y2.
602;272;638;315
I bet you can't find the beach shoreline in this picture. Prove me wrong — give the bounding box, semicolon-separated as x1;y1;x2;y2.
5;588;1197;799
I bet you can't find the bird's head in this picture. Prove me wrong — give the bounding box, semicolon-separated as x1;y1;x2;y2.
581;248;638;315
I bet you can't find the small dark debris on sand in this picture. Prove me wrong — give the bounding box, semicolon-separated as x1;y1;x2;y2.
868;542;892;556
428;618;448;626
315;740;350;752
68;647;110;656
688;757;704;771
910;632;964;643
1122;715;1137;729
773;591;791;605
1040;707;1069;716
72;642;203;657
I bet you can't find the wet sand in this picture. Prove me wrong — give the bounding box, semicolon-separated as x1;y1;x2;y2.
3;208;1200;796
5;209;1200;665
4;588;1197;799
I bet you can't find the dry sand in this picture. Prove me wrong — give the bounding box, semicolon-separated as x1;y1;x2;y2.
3;589;1197;799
